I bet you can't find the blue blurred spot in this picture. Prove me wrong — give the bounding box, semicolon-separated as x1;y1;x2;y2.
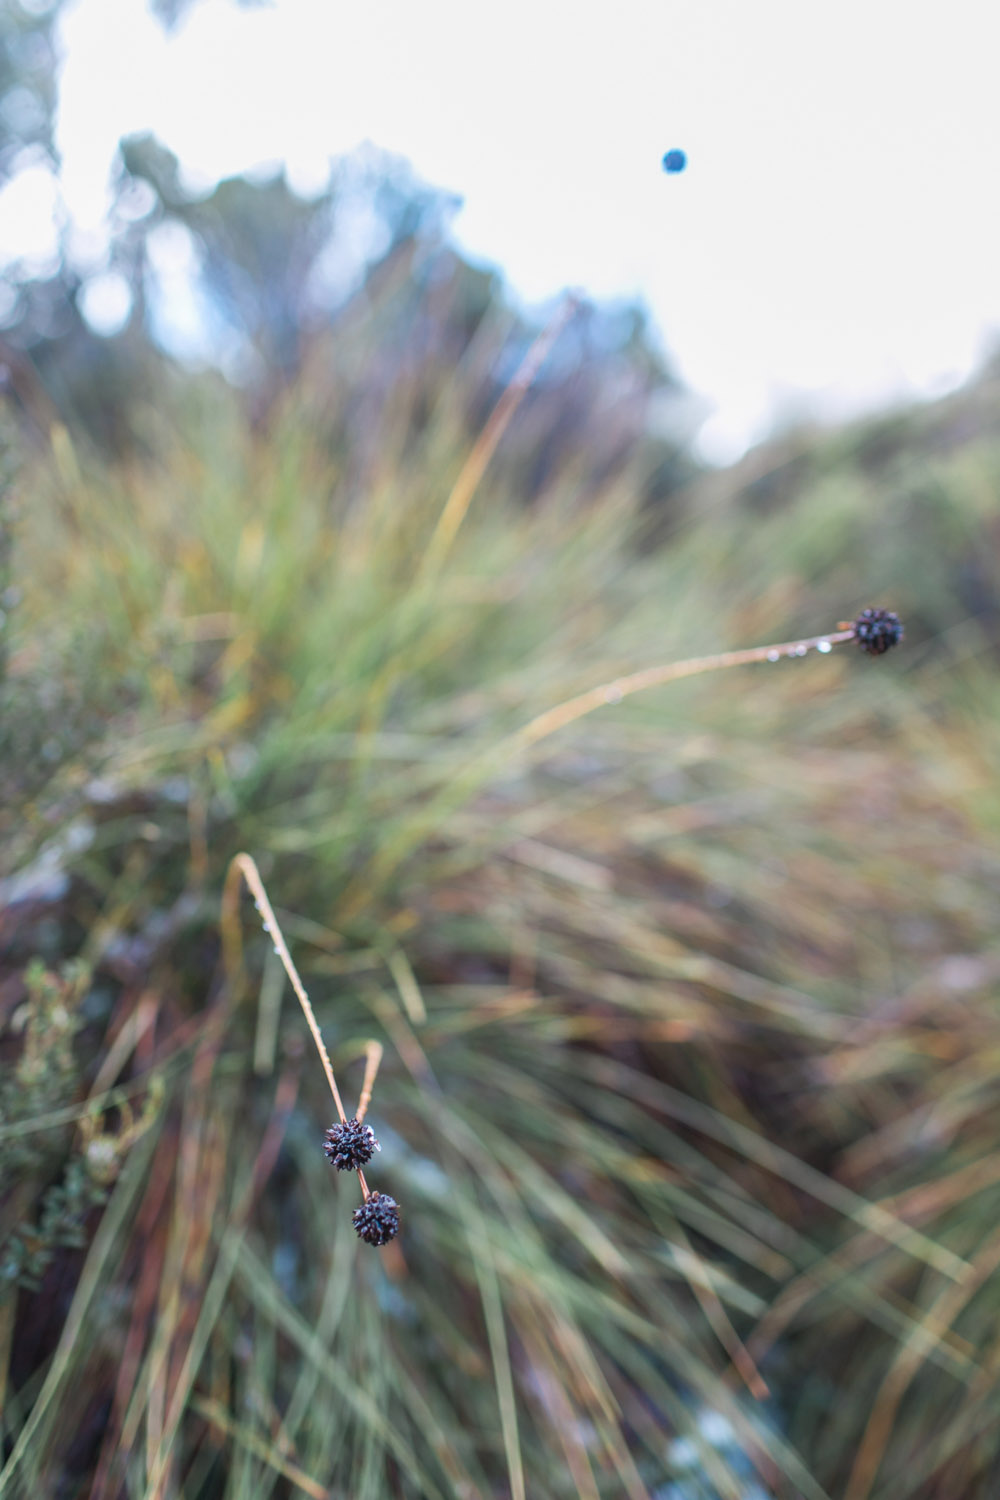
662;149;687;174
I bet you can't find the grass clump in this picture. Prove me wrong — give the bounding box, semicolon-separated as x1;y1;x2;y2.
2;301;1000;1499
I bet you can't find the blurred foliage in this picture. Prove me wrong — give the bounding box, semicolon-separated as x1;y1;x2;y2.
4;4;1000;1498
2;278;1000;1497
4;105;692;486
0;959;106;1296
0;0;256;185
116;133;458;370
0;0;690;479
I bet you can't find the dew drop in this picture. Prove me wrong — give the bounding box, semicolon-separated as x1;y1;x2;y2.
795;644;808;656
766;650;780;662
273;945;280;955
604;684;624;704
817;639;832;653
262;921;271;932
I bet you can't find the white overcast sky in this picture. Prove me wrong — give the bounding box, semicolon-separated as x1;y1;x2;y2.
8;0;1000;460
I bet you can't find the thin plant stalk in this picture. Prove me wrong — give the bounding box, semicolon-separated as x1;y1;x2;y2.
351;298;577;772
510;627;856;752
338;623;860;919
224;854;376;1199
355;1042;384;1125
226;854;348;1124
418;295;578;579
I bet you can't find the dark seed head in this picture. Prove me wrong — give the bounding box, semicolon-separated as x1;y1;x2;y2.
352;1191;401;1246
323;1117;379;1171
852;608;904;656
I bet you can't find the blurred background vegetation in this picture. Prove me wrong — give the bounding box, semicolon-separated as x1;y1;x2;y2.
3;2;1000;1497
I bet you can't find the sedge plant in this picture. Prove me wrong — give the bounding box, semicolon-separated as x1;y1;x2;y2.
9;250;999;1500
225;606;903;1258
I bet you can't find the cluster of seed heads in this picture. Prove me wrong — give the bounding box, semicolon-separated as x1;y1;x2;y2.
228;857;402;1251
323;1117;400;1245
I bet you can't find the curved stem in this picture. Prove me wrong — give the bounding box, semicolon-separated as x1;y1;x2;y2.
337;624;857;921
512;629;856;752
356;1042;384;1124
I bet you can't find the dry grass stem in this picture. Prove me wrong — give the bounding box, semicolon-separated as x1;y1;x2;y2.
420;295;578;577
355;1041;384;1125
225;853;348;1128
513;628;857;753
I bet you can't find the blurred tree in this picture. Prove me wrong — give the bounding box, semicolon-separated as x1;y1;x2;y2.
117;135;460;386
0;0;156;444
0;0;284;446
0;0;697;512
0;0;61;187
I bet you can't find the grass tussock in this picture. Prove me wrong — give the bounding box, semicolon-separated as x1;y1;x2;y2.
3;320;1000;1500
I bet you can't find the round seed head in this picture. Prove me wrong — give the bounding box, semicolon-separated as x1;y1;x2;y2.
352;1191;401;1247
323;1117;379;1171
853;607;904;656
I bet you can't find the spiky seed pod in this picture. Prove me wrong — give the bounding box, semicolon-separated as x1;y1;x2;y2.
323;1118;379;1171
352;1191;401;1246
853;607;904;655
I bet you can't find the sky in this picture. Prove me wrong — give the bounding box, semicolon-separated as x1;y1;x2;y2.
7;0;1000;461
